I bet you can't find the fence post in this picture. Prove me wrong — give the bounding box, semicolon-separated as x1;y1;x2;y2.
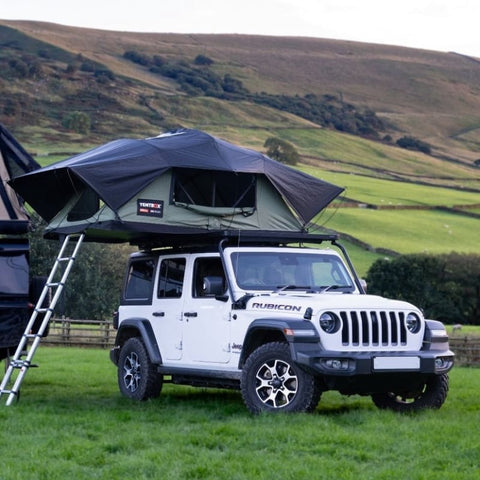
61;317;71;343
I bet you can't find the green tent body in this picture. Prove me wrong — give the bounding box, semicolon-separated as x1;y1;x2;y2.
11;129;344;245
46;170;304;243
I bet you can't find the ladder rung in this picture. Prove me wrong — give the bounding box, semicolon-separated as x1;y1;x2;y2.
10;359;30;369
9;359;39;368
35;307;50;313
24;333;40;339
58;256;75;262
46;281;64;288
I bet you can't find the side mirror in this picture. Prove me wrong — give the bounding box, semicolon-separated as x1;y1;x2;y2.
202;276;225;296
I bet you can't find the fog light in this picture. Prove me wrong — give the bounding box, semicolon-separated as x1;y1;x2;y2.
324;359;350;370
435;357;450;369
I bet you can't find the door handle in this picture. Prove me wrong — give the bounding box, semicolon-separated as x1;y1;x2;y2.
152;311;165;317
184;312;198;318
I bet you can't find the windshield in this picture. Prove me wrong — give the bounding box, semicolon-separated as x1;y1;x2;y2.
230;251;354;292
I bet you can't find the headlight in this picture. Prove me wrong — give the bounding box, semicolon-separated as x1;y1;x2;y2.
319;312;341;334
405;313;421;333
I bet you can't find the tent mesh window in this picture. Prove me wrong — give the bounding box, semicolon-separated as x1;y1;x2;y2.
172;169;256;208
67;188;100;222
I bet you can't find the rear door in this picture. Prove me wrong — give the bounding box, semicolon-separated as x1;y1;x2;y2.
151;256;186;361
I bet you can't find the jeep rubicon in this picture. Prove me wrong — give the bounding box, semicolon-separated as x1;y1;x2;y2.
110;232;453;413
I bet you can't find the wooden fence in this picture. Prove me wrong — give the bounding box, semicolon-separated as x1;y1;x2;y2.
449;337;480;367
42;319;480;367
43;318;114;349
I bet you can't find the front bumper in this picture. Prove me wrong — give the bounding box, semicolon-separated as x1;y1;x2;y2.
295;347;454;377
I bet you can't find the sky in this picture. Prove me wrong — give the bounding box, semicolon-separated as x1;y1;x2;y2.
2;0;479;58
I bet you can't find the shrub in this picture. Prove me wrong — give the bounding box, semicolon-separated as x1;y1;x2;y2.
123;50;151;66
264;137;299;165
366;252;480;324
396;136;431;154
9;59;29;78
194;54;214;65
80;60;96;73
62;111;91;134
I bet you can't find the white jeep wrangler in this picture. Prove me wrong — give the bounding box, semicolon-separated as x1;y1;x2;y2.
110;232;453;413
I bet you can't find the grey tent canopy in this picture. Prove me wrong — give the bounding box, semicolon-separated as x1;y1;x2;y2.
0;124;40;234
11;129;343;244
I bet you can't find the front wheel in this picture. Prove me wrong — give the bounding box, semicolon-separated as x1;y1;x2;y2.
117;337;163;401
372;373;449;412
241;342;322;414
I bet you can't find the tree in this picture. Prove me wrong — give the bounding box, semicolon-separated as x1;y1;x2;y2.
264;137;300;166
28;214;134;319
366;252;480;324
62;111;91;134
194;54;214;66
396;136;431;154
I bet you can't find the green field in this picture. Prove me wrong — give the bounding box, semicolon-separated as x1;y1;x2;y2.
301;168;480;207
321;208;480;255
1;347;479;480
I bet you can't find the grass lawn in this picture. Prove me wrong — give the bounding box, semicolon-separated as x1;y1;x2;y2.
1;347;479;479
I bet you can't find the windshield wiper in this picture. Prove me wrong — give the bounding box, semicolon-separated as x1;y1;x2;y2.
275;284;311;292
320;285;353;293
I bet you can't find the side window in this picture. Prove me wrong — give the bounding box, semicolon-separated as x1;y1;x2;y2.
193;257;226;297
157;258;186;298
124;259;156;302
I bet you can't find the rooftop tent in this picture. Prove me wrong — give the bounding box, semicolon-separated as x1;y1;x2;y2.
10;129;344;244
0;124;40;234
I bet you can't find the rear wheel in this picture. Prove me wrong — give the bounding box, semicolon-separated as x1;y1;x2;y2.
241;342;322;414
372;374;449;412
118;337;163;401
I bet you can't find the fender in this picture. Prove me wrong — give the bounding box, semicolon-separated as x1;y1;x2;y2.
423;319;452;353
239;318;319;367
113;318;163;365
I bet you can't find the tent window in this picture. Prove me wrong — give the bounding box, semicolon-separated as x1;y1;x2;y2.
172;169;255;208
67;188;100;221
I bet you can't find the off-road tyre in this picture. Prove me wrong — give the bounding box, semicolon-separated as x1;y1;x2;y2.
118;337;163;401
241;342;322;414
372;373;449;412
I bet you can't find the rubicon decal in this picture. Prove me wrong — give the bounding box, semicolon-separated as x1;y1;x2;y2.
251;302;302;312
137;199;164;218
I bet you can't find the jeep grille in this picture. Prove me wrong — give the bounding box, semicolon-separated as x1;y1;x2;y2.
340;311;407;347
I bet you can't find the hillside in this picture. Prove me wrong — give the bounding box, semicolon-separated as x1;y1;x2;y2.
1;20;480;163
0;20;479;273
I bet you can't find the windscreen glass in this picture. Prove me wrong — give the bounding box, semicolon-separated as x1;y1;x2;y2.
231;251;354;292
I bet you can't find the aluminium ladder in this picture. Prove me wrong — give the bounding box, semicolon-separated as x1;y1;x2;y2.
0;233;84;406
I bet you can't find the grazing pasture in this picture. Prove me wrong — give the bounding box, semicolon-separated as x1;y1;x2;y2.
1;347;479;480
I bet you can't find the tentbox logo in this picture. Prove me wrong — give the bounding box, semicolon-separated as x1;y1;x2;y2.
137;199;164;218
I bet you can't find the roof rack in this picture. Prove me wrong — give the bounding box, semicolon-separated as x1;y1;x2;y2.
138;230;338;250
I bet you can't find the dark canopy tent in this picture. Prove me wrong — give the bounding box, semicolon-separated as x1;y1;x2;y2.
0;124;40;360
0;124;40;234
11;129;344;244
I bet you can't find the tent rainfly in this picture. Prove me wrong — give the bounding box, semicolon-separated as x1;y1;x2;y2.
10;129;344;244
0;124;40;234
